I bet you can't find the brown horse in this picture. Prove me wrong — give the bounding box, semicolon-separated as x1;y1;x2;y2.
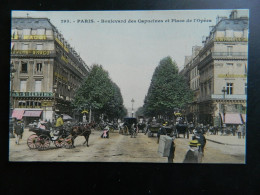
70;122;93;147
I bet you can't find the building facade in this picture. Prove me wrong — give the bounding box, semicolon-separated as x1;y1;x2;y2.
10;17;89;125
181;10;248;126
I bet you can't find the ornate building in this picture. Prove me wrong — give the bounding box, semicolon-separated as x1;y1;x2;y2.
180;10;248;126
10;17;89;124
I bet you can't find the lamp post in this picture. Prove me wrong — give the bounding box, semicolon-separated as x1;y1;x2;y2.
131;98;134;118
10;63;16;115
53;84;57;122
221;87;227;126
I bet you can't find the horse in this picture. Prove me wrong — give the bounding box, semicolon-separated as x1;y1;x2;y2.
69;122;94;148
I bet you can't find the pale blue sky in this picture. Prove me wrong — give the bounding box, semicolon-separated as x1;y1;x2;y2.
12;10;249;115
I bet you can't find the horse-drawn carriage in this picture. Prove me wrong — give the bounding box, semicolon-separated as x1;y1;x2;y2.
175;123;189;138
137;123;147;133
146;123;161;137
27;125;71;150
119;117;137;135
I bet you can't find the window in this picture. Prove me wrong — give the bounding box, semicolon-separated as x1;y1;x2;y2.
36;43;43;50
18;101;26;108
37;29;45;35
35;80;42;92
226;83;233;95
245;83;247;94
36;63;42;72
225;30;233;37
21;62;28;73
22;43;29;50
227;46;233;56
227;63;233;66
23;29;31;35
20;80;27;92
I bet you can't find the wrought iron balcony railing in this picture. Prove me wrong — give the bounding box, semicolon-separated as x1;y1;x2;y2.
12;92;54;97
212;52;248;57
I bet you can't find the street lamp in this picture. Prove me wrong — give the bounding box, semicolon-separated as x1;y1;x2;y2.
53;84;57;122
10;63;16;114
131;98;134;118
221;86;227;126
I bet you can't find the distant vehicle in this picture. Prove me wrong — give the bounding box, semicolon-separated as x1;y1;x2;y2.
119;117;137;135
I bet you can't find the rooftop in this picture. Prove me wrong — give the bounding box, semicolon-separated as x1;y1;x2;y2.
12;17;53;30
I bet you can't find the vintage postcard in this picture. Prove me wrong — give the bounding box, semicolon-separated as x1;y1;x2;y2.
9;10;248;163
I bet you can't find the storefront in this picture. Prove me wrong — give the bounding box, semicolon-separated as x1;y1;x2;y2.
23;110;42;126
12;109;43;126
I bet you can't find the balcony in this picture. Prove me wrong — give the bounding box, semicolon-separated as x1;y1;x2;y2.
11;35;54;40
211;94;247;100
212;52;248;57
11;50;56;57
198;94;247;102
12;92;54;98
199;52;248;69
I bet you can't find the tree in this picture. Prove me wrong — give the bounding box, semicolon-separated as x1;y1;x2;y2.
72;64;127;121
143;56;193;118
135;106;144;117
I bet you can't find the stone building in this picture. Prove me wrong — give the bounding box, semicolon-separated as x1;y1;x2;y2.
180;46;202;124
181;10;248;126
10;17;89;124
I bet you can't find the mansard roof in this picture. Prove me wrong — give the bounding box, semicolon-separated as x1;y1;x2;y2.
215;18;249;31
12;17;53;30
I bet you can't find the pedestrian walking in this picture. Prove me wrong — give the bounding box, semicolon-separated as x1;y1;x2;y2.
242;124;246;139
183;140;202;163
168;138;175;163
232;125;236;136
237;124;243;139
157;123;167;143
195;130;206;154
14;120;24;145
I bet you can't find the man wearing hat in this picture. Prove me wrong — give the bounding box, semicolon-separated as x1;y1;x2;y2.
157;122;167;143
56;114;64;128
168;137;175;163
14;119;24;145
183;140;202;163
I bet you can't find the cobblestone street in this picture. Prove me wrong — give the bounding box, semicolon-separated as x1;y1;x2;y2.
9;128;245;163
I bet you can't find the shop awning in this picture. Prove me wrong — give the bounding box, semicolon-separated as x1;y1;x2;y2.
23;110;42;117
12;109;24;120
241;114;246;123
220;113;243;124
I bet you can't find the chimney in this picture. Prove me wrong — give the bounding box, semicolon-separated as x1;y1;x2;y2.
230;10;238;19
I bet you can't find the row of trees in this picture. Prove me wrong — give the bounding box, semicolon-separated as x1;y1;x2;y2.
72;64;127;122
138;56;193;120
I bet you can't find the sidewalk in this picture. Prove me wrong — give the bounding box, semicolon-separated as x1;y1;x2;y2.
205;134;245;146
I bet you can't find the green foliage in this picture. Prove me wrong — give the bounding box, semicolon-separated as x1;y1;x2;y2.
143;56;193;118
135;106;144;117
72;64;127;120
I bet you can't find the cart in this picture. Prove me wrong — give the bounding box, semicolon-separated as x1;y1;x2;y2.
27;126;71;150
147;123;161;137
119;117;137;135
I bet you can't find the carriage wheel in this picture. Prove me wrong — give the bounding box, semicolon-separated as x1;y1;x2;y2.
54;136;65;148
27;134;38;149
35;135;50;151
63;136;73;149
